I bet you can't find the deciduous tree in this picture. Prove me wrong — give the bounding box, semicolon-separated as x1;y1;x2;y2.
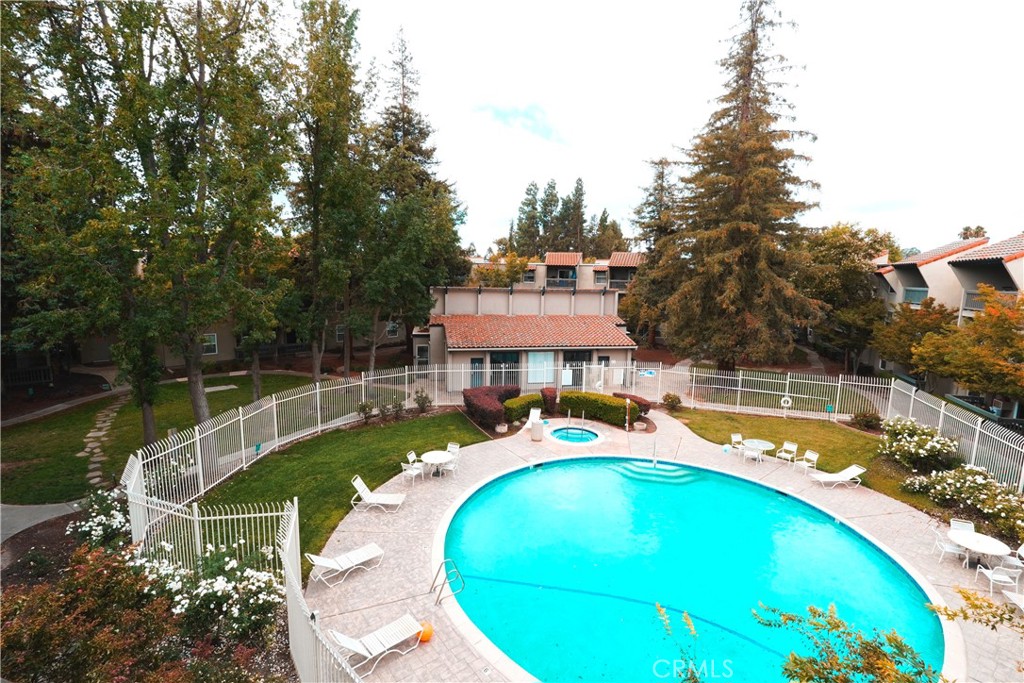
871;298;957;373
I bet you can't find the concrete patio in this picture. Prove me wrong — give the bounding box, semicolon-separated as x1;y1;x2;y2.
305;411;1021;682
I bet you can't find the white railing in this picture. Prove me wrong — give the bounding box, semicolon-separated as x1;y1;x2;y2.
889;380;1024;491
118;361;1024;681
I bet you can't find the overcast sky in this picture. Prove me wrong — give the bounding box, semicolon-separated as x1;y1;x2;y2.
344;0;1024;255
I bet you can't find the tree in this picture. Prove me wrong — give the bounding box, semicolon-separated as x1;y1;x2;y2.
290;0;374;381
754;604;938;683
929;587;1024;673
863;227;905;263
590;210;629;258
871;298;957;372
661;0;821;370
512;181;542;257
538;179;561;253
633;158;681;250
912;285;1024;399
958;225;987;239
797;224;888;371
469;252;531;287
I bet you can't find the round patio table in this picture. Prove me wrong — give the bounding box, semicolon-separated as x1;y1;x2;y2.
421;450;453;477
742;438;775;463
948;529;1011;568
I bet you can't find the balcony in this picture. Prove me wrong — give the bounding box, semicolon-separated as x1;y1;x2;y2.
902;287;929;305
545;278;576;288
609;279;632;290
963;288;1018;312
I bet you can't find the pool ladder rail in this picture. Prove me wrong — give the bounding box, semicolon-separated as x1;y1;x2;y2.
430;558;465;606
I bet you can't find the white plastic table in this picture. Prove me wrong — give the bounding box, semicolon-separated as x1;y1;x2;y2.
948;529;1011;568
421;450;453;477
742;439;775;462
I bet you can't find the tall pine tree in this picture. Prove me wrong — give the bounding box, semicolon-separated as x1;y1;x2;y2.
513;181;542;257
662;0;820;370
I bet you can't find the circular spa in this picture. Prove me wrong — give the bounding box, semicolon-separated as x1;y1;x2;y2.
549;426;600;443
443;458;945;682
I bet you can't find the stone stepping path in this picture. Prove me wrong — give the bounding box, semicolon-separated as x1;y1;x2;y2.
75;394;130;489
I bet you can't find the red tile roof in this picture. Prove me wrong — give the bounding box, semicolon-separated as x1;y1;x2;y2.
544;252;582;267
429;315;636;349
592;263;609;272
608;251;646;268
948;233;1024;264
895;238;988;267
876;266;894;275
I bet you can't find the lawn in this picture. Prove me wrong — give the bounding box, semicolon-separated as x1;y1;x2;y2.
201;410;488;578
0;374;313;505
672;408;940;514
1;398;117;504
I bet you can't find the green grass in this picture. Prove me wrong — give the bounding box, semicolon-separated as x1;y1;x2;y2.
202;411;488;577
690;368;881;414
1;398;117;504
673;408;940;514
101;375;314;480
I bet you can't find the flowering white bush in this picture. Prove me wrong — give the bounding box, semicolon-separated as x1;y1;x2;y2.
66;488;131;549
132;539;283;640
879;417;959;471
905;465;1024;543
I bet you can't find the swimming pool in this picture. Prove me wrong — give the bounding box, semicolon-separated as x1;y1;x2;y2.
444;458;944;682
550;426;599;443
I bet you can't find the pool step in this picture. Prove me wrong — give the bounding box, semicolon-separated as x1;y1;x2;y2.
609;462;699;485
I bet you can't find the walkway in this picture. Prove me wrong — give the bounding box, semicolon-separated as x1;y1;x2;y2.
305;412;1018;683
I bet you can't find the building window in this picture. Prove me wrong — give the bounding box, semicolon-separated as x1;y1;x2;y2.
523;270;536;283
527;351;556;383
336;324;346;343
595;271;608;285
201;333;218;356
386;321;400;338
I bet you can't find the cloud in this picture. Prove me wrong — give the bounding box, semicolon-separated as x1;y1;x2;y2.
477;104;563;143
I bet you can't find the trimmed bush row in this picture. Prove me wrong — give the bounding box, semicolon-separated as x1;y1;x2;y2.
559;391;640;427
540;387;558;415
612;392;652;415
504;393;544;423
463;384;521;429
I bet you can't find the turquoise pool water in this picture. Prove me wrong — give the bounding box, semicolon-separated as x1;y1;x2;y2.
444;458;943;682
550;427;599;443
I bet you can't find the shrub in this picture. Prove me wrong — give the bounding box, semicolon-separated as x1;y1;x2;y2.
390;398;405;420
463;385;521;429
67;488;131;550
904;465;1024;543
559;391;640;427
356;401;375;423
850;411;882;431
662;392;682;411
612;392;652;415
879;417;959;471
504;393;544;423
378;402;393;421
413;388;433;413
540;386;558;414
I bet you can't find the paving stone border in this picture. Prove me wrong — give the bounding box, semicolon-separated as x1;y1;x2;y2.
81;394;129;488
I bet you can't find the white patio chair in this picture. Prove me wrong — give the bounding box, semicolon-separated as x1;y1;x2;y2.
930;527;966;564
810;464;866;489
950;518;975;533
742;446;762;464
305;543;385;587
775;441;798;466
975;565;1022;596
351;475;406;513
730;433;743;452
441;450;461;477
446;442;460;455
328;613;423;675
1001;544;1024;570
794;450;819;475
400;451;424;486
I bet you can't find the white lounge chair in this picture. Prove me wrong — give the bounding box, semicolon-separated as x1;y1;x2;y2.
400;451;425;486
351;475;406;513
305;543;384;587
930;527;965;564
775;441;798;466
950;518;975;533
810;464;866;489
795;450;819;475
328;613;423;675
976;565;1022;596
525;407;542;427
1003;590;1024;613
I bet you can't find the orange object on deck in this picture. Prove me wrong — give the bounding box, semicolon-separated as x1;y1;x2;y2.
419;621;433;642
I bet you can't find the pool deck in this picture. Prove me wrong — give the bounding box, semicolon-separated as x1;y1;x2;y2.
305;412;1021;683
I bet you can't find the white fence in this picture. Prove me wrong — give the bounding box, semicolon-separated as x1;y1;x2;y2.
118;361;1024;681
888;380;1024;491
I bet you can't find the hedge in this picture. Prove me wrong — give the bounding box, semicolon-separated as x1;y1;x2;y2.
540;387;558;415
504;393;544;423
559;391;640;427
612;392;652;415
463;385;521;429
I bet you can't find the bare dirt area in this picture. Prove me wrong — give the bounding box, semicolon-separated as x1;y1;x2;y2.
1;511;84;586
1;372;112;420
634;346;683;365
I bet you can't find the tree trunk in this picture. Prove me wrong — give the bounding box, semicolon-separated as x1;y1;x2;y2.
141;400;157;446
311;337;323;383
717;358;736;372
646;321;657;347
342;288;352;377
367;307;381;376
404;321;414;358
183;340;211;425
251;350;262;401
